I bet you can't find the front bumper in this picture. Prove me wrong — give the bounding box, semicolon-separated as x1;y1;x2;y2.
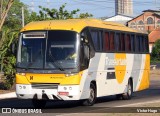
16;84;81;100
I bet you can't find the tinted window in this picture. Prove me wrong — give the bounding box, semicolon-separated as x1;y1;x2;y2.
135;35;140;52
110;32;115;51
116;33;121;51
91;30;103;51
98;30;103;51
105;32;109;51
120;33;125;51
126;34;131;52
131;35;135;52
91;30;99;50
144;36;149;53
139;36;144;52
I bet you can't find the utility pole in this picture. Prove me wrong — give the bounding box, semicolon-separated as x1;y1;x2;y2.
0;0;14;31
22;6;24;27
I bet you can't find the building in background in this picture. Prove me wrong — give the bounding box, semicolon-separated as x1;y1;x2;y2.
115;0;133;15
149;27;160;53
103;14;133;25
104;0;133;25
127;10;160;33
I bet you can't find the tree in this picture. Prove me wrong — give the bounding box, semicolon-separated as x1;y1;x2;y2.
28;3;93;22
151;39;160;61
0;0;28;89
4;0;30;30
0;29;17;89
0;0;14;31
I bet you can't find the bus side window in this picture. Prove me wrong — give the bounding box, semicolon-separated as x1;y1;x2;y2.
91;29;103;51
144;36;149;53
91;30;99;50
142;36;145;53
105;31;110;51
139;36;144;53
83;28;95;58
80;28;96;70
126;34;131;52
135;35;140;53
110;32;115;51
116;33;121;52
98;30;103;51
131;34;135;52
121;33;125;52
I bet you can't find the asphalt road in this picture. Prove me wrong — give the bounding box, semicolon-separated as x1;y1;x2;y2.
0;73;160;115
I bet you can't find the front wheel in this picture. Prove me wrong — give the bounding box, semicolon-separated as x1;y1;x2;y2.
122;79;133;100
82;83;96;106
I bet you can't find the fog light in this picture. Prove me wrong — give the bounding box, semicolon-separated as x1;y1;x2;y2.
64;87;67;90
23;86;26;89
19;86;22;89
69;87;72;90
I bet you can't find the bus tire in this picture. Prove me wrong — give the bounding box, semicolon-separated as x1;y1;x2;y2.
32;99;47;108
82;83;96;106
122;79;133;100
116;94;123;100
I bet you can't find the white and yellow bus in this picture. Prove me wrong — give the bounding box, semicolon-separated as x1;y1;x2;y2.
16;19;150;108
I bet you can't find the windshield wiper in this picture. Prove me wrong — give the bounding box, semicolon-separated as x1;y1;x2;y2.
48;52;65;71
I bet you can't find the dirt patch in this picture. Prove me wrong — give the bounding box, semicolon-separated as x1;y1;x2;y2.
0;90;15;94
150;69;160;75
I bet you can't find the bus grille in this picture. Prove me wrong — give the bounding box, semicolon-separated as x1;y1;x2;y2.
31;83;59;89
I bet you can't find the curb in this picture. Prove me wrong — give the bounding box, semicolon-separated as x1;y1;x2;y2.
0;92;16;99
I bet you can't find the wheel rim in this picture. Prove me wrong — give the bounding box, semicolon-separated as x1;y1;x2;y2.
89;88;95;103
128;82;132;96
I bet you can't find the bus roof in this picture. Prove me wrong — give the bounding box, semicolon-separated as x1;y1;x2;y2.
20;19;143;34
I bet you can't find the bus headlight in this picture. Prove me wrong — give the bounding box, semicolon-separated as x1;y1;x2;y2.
65;73;77;77
17;73;26;76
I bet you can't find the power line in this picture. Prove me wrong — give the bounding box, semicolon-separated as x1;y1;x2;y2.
21;0;160;18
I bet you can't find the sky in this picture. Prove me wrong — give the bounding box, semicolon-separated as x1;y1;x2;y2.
21;0;160;18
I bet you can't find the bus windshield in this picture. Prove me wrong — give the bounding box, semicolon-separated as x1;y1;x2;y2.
17;31;79;71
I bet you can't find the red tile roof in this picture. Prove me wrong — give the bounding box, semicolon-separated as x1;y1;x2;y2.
149;27;160;43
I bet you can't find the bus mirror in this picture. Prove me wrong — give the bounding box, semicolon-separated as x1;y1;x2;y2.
81;35;85;41
11;42;17;56
81;35;88;44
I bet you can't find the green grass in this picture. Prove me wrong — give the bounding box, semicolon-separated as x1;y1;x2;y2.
150;59;160;63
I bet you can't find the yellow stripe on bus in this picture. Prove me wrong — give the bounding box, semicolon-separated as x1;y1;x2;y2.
138;54;150;91
115;53;126;84
16;71;83;85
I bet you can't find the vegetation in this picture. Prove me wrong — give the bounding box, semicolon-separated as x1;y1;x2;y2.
28;3;92;21
0;0;23;89
151;39;160;62
0;1;92;89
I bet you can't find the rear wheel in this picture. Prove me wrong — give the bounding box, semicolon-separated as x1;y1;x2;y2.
122;79;133;100
32;99;47;108
82;83;96;106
